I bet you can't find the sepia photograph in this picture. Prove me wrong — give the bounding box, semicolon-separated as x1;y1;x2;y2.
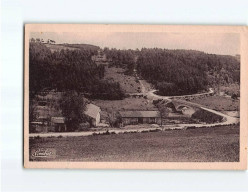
24;24;248;169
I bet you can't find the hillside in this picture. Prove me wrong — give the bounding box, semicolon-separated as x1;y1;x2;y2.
103;66;141;93
136;49;240;96
44;43;100;52
61;43;100;51
44;44;78;52
103;48;240;96
30;42;240;98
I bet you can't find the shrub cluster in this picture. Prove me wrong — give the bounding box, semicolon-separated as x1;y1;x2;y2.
191;109;223;123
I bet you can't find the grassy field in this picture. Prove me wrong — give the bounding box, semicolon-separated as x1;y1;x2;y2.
29;125;240;162
189;95;239;111
104;67;141;93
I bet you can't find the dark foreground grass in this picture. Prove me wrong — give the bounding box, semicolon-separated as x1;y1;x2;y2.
29;125;239;162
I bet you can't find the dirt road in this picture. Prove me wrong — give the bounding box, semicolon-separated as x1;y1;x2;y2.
146;88;239;126
29;83;239;138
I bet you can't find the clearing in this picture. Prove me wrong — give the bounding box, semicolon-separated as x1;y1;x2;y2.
104;67;141;93
188;95;239;111
45;43;99;53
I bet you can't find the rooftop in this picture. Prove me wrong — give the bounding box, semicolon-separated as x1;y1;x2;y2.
119;111;160;118
85;103;101;119
51;117;65;124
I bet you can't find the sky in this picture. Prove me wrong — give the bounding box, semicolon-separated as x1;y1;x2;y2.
30;32;240;56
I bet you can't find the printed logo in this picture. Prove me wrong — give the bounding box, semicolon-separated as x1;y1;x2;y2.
31;148;56;160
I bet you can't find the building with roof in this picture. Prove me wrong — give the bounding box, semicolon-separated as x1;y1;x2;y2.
91;50;108;66
119;110;161;126
50;117;66;132
84;103;101;127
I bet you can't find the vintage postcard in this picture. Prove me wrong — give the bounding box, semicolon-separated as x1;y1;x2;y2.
24;24;248;169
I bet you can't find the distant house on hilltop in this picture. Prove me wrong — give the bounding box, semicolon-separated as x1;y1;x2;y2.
119;110;161;126
84;103;101;127
235;54;240;62
47;39;56;44
91;50;108;66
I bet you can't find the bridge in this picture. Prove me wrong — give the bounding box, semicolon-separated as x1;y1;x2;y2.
171;100;201;112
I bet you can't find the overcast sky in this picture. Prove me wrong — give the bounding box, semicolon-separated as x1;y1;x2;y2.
31;32;240;56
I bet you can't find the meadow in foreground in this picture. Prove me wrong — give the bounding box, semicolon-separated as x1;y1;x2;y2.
29;125;239;162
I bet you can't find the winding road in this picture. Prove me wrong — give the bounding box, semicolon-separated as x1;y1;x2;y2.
29;80;239;138
143;82;239;126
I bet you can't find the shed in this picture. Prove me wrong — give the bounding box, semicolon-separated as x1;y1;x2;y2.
51;117;66;132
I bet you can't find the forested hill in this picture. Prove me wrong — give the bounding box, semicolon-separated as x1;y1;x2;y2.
136;49;240;96
103;47;240;96
30;42;240;98
29;42;125;100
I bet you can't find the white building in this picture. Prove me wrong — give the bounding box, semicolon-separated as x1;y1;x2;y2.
84;104;101;127
181;107;195;117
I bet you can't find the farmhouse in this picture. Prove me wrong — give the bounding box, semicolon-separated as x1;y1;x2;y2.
85;103;101;127
91;50;108;66
119;110;161;126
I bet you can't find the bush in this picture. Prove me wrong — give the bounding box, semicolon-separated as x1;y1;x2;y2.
231;93;238;100
187;126;196;129
92;130;116;136
192;109;223;124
